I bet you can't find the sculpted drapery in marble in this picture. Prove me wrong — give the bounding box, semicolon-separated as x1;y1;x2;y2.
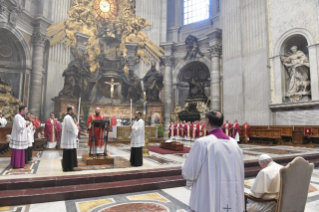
281;46;311;101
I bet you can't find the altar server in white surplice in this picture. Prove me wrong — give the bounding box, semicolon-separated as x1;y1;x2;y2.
130;111;145;167
0;113;7;127
10;106;31;168
247;154;283;212
182;110;245;212
61;106;79;172
26;113;36;162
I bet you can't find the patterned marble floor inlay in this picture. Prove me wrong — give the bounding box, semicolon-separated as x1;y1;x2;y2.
100;202;169;212
76;199;115;212
0;160;40;176
127;193;170;203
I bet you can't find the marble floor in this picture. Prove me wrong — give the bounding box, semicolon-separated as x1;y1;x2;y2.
1;166;319;212
1;138;319;179
1;138;319;211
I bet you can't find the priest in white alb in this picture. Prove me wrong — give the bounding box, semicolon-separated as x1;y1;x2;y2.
10;106;31;168
247;154;282;212
61;106;79;172
130;111;145;167
182;110;245;212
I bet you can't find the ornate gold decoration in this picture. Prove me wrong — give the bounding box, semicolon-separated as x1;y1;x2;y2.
93;0;118;21
47;0;164;73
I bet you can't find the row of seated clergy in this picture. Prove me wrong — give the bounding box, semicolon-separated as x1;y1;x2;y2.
169;121;207;141
222;119;251;142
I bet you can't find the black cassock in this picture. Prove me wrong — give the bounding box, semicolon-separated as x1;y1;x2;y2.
62;149;78;171
130;147;143;167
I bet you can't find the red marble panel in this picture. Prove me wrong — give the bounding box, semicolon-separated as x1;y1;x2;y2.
101;202;168;212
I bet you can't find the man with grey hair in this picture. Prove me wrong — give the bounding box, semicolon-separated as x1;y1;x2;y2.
247;154;283;212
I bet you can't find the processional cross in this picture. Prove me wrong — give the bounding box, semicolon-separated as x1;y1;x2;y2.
104;78;120;102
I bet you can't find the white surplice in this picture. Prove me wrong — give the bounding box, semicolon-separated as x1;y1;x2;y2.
27;123;35;147
131;119;145;148
182;134;245;212
247;161;283;212
60;114;79;149
9;114;28;149
0;117;7;127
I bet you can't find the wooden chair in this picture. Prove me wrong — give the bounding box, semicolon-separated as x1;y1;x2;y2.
245;157;314;212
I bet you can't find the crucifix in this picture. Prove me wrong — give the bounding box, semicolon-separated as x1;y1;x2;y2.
104;78;120;102
223;204;232;212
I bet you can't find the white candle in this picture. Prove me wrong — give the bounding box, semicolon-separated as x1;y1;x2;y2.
130;99;132;123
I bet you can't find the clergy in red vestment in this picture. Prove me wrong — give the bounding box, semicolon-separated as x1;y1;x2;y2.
222;120;232;137
87;107;106;155
184;121;191;141
32;116;41;128
169;122;175;138
44;113;60;149
111;116;117;127
191;121;198;141
242;121;250;142
54;117;62;147
200;121;207;137
232;119;241;142
175;121;182;139
181;121;186;139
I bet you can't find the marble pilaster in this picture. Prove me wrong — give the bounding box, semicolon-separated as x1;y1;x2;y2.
209;43;222;111
28;32;47;117
163;56;174;134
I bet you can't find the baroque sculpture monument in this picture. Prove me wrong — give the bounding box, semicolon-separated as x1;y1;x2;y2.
47;0;164;123
281;46;311;102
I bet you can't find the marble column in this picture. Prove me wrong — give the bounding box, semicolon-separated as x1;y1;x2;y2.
209;43;222;110
125;42;138;71
163;56;174;134
29;32;47;117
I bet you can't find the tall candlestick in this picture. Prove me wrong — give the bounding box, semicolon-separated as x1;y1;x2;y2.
130;99;132;124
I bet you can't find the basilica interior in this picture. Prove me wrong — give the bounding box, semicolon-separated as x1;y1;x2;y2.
0;0;319;211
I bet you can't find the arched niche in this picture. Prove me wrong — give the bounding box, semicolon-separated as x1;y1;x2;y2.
176;61;210;107
280;34;311;102
272;28;319;103
0;26;30;102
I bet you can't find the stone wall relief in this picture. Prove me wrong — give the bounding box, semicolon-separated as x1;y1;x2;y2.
280;35;311;102
9;1;23;27
184;35;204;60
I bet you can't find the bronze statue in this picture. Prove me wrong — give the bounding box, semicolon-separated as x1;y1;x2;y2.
121;69;142;102
143;61;163;102
59;58;88;99
187;76;207;100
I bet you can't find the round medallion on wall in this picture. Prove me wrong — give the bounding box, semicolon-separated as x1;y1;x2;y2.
0;45;12;58
199;70;207;80
184;70;192;80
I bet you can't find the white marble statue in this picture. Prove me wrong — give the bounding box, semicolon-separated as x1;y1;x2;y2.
281;46;311;101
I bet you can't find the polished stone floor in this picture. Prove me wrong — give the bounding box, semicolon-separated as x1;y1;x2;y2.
1;167;319;212
1;138;319;211
1;137;319;179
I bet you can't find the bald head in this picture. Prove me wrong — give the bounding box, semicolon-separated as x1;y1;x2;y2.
95;107;101;116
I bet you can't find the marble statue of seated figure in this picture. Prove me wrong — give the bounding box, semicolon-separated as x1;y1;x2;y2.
247;154;283;212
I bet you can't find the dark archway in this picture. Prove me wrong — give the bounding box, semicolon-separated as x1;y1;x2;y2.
176;61;210;107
